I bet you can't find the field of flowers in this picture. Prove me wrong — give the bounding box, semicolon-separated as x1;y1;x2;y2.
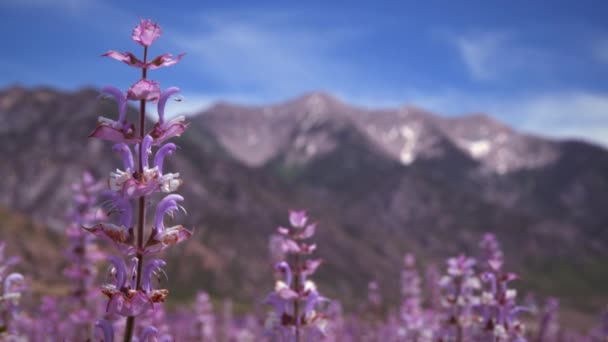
0;19;606;342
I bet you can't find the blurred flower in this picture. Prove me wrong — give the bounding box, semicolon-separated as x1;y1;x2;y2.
265;210;329;340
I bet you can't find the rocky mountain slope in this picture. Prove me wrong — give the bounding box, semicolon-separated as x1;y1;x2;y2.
0;86;606;317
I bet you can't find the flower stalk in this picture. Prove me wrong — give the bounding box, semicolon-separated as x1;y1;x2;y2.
265;210;329;341
87;18;190;342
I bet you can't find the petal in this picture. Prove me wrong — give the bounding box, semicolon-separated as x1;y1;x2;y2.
107;256;127;289
298;223;316;239
149;117;189;145
141;259;166;292
110;291;152;316
157;225;192;248
277;287;299;300
302;259;323;277
100;86;128;123
153;143;177;174
160;173;182;193
95;320;114;342
3;273;24;294
147;53;186;70
275;261;292;287
83;222;129;245
127;79;161;102
282;239;301;254
289;210;307;228
139;326;159;341
89;120;139;144
140;135;154;169
154;194;184;234
132;19;162;47
101;51;144;69
112;143;134;171
157;87;180;124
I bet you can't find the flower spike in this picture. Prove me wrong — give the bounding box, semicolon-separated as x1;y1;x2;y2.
90;18;189;341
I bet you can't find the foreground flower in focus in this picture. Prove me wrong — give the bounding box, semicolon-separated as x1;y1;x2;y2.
87;18;189;341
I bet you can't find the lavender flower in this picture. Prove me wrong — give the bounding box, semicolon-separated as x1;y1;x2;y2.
95;319;160;342
0;243;25;339
63;172;106;340
266;210;329;341
439;254;481;342
478;233;529;342
536;297;559;342
193;292;216;341
87;18;191;341
400;254;424;340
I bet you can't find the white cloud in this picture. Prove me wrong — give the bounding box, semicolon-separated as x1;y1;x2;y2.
169;11;362;97
517;92;608;146
449;31;548;82
452;32;511;81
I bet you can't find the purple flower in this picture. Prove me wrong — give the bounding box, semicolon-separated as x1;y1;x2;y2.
106;136;182;198
157;87;180;125
88;87;138;144
95;320;114;342
289;210;308;228
141;259;167;292
113;143;135;171
480;233;504;272
149;116;188;145
154;143;177;175
84;194;134;251
90;18;190;341
95;320;160;342
138;326;159;341
132;18;162;47
265;210;329;337
101;256;168;317
149;87;188;145
127;79;161;102
145;194;191;254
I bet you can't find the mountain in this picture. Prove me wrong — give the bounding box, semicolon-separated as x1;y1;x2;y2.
0;86;606;321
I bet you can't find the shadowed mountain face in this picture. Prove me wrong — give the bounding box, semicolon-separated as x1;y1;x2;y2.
0;86;607;317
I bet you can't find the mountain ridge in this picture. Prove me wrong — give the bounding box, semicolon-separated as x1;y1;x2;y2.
0;86;606;320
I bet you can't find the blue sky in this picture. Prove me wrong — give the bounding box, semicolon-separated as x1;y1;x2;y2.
1;0;608;145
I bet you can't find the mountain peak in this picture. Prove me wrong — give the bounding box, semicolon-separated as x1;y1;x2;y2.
281;91;346;114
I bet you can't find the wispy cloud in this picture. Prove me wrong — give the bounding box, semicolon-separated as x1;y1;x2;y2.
170;11;363;98
517;92;608;145
448;31;549;82
593;38;608;65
